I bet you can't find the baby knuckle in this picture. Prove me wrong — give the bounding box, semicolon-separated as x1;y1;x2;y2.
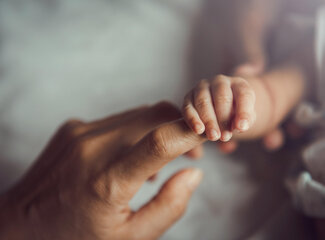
239;111;251;119
182;106;195;120
215;93;232;104
214;74;228;84
200;114;213;123
205;120;216;129
241;91;256;101
198;79;208;86
194;86;205;94
195;79;209;91
236;82;249;92
182;107;198;124
188;117;198;126
233;77;247;84
182;103;192;113
195;98;210;109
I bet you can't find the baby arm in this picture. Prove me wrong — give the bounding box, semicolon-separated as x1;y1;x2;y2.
237;63;305;139
182;63;305;142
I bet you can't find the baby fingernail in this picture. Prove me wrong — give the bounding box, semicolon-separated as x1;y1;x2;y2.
194;124;204;134
238;119;249;131
221;131;232;142
208;129;220;141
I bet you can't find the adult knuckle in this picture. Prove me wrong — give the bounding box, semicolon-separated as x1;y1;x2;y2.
90;172;127;206
148;128;169;158
72;137;95;159
59;118;84;140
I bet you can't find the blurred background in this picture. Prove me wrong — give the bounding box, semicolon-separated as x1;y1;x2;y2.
0;0;323;239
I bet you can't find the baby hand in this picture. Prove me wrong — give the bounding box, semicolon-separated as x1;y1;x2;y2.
182;75;256;142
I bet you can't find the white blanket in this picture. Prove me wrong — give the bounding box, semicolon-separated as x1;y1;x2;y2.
0;0;313;239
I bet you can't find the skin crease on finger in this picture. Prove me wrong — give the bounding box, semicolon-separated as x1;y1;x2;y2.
211;76;234;142
183;56;306;152
0;102;207;240
182;74;257;145
193;79;221;141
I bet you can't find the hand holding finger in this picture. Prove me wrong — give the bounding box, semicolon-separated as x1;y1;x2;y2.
4;102;205;240
182;91;205;135
211;75;234;142
193;80;220;141
112;119;206;202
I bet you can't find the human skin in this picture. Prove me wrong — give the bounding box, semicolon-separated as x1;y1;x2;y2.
229;0;282;72
182;63;306;143
0;102;206;240
187;0;285;157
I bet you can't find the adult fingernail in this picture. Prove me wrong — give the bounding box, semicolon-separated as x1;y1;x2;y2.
221;131;232;142
208;129;220;141
187;169;203;190
238;119;249;131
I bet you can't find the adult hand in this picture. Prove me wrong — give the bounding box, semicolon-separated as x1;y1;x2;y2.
0;102;205;240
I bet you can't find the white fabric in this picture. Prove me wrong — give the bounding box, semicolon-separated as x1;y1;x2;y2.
0;1;312;239
289;6;325;218
316;6;325;105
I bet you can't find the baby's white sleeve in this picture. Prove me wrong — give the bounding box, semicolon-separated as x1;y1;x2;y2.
286;139;325;218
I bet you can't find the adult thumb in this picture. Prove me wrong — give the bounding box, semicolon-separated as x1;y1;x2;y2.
128;168;203;240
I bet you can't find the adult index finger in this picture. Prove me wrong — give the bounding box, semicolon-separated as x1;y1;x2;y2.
110;119;206;202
